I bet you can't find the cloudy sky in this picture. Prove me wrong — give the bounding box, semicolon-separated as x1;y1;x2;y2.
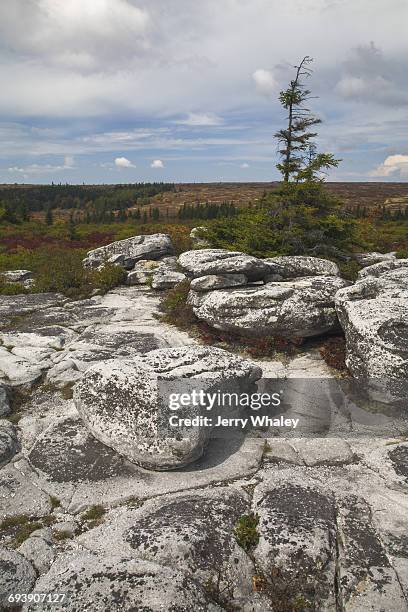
1;0;407;184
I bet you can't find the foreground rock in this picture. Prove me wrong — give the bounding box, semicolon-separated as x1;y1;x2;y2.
78;488;254;603
74;346;261;470
264;255;340;280
0;384;10;416
179;248;269;281
0;421;19;468
30;553;221;612
191;276;349;338
335;267;408;402
191;273;248;292
0;548;36;608
83;234;174;269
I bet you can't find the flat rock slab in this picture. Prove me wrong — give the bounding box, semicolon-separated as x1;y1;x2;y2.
28;553;221;611
0;463;52;520
264;255;340;279
0;293;64;328
24;414;264;513
78;488;254;602
179;248;269;281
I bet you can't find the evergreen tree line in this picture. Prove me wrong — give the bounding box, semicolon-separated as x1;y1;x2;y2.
178;201;237;220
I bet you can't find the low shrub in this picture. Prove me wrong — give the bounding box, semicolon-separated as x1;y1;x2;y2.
319;336;347;371
159;280;197;328
234;513;260;551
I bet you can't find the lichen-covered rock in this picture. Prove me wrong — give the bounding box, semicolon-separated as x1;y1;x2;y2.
264;255;340;280
253;480;337;610
0;464;52;520
151;269;186;290
178;249;269;281
0;293;64;328
74;346;261;470
83;234;174;269
358;257;408;279
0;270;33;283
191;276;349;338
0;421;19;468
0;548;36;609
0;385;10;417
190;226;211;248
191;274;248;292
30;553;222;611
18;535;55;575
126;259;161;285
78;488;254;602
354;251;396;268
335;267;408;402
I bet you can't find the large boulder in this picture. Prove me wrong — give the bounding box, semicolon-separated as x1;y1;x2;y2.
151;270;186;290
264;255;340;280
335;267;408;402
30;553;221;611
74;346;261;470
190;226;211;248
83;234;174;269
126;260;162;285
178;249;269;281
190;276;349;338
358;258;408;280
191;274;248;292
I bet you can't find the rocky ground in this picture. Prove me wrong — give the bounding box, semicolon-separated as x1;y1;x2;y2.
0;234;407;611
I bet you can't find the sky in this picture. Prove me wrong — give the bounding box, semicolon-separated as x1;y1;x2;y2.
0;0;407;184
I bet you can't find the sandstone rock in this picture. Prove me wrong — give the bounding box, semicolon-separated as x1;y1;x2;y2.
335;267;408;402
0;385;10;417
354;251;396;267
78;488;254;602
0;270;33;283
74;346;261;470
191;276;349;338
0;421;19;468
190;226;211;248
126;259;161;285
191;273;248;292
253;479;337;610
0;548;36;609
151;269;186;290
178;248;269;281
30;553;222;611
83;234;174;269
358;257;408;279
18;535;55;575
264;255;340;280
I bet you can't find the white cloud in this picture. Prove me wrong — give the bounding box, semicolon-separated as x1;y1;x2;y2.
151;159;164;168
7;155;75;175
369;154;408;177
252;69;278;97
175;113;223;126
114;156;135;168
240;162;250;168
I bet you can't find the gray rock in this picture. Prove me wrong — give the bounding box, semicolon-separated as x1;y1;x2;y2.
29;553;222;611
0;463;52;520
78;488;254;602
0;293;64;328
178;248;269;281
83;233;174;269
264;255;340;279
191;273;248;292
191;275;349;338
358;257;408;279
0;385;10;416
190;226;211;248
336;496;407;611
0;547;36;608
151;269;186;290
74;346;261;470
0;421;19;468
354;251;396;267
253;478;337;610
0;270;33;283
126;259;162;285
18;536;55;575
335;267;408;402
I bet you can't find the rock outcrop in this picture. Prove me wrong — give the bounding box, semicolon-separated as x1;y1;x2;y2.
190;273;248;292
358;257;408;279
191;276;349;338
264;255;340;280
0;421;19;468
83;234;174;269
0;548;36;608
190;226;211;248
0;384;10;416
127;256;186;289
74;346;261;470
178;249;269;281
354;251;397;267
335;266;408;402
